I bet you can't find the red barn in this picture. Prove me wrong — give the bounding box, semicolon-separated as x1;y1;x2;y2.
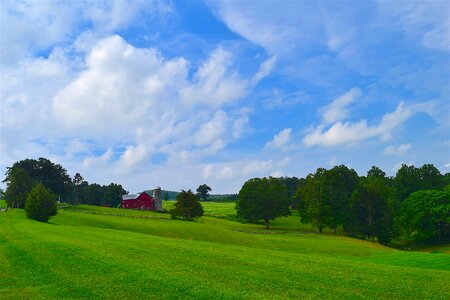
121;192;154;210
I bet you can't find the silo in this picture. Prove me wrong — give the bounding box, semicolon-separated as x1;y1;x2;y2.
153;186;162;211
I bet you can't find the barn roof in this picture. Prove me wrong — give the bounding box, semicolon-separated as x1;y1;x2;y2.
122;194;138;200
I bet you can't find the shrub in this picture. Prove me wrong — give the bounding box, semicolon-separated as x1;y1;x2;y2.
170;190;203;220
25;184;58;222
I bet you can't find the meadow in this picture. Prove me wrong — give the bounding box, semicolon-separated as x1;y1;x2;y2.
0;202;449;299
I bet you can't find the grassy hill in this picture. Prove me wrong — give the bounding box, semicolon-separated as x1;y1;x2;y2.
0;203;449;299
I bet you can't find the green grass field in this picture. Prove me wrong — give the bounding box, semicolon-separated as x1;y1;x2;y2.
0;203;449;299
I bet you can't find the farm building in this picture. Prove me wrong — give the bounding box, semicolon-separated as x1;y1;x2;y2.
121;187;162;211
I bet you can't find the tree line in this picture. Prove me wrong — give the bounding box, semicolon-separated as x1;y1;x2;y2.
3;158;128;208
237;164;449;245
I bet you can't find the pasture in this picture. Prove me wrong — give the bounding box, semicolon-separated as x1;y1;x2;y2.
0;203;449;299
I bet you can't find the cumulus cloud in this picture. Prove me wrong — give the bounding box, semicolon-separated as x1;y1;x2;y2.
320;88;361;124
304;102;414;147
383;144;412;156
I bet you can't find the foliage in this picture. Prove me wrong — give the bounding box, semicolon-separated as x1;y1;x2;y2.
5;167;35;208
395;164;444;202
321;165;359;233
72;172;88;204
4;158;72;201
196;184;212;201
349;176;394;244
237;177;290;228
163;191;169;201
296;166;358;233
276;176;301;204
170;190;204;220
25;184;58;222
397;190;449;244
0;188;4;199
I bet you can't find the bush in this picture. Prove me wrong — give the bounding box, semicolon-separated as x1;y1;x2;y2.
170;190;203;220
25;184;58;222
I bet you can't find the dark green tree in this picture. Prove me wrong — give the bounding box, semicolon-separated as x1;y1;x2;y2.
367;166;386;178
100;183;128;207
236;177;290;229
297;168;329;233
395;164;420;202
349;176;395;244
322;165;359;233
196;184;212;201
163;191;169;201
25;184;58;222
4;158;72;201
419;164;444;190
397;190;449;244
5;167;35;208
0;188;4;199
72;173;87;204
171;190;204;220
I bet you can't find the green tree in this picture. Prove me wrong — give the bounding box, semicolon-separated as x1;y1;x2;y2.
394;164;444;203
397;190;449;244
367;166;386;178
395;164;420;202
236;177;290;229
0;188;4;199
419;164;444;190
5;167;35;208
196;184;212;201
349;176;394;244
163;191;169;201
72;172;87;204
25;184;58;222
322;165;359;233
4;158;72;201
298;168;329;233
171;190;204;220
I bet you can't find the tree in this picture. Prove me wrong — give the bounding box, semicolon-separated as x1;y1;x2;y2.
25;184;58;222
196;184;212;201
297;168;329;233
367;166;386;178
4;158;72;201
394;164;444;203
171;190;204;220
0;188;4;199
349;176;394;244
321;165;359;233
72;173;87;204
101;183;128;207
236;177;290;229
4;167;35;208
163;191;169;201
396;190;449;244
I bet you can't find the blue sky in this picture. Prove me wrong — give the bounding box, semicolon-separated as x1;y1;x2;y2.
1;0;449;193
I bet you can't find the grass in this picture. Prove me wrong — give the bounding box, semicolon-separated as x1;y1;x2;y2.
0;204;449;299
163;200;237;218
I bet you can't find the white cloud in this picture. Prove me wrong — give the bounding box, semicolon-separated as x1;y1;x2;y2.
320;88;361;124
265;128;293;150
304;102;414;147
251;55;277;85
384;144;412;156
180;46;248;106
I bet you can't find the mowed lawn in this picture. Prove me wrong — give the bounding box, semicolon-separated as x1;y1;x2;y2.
0;204;449;299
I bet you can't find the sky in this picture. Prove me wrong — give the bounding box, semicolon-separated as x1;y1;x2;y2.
1;0;449;194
